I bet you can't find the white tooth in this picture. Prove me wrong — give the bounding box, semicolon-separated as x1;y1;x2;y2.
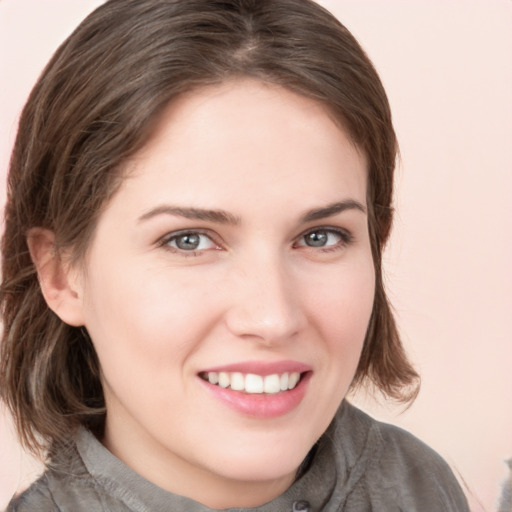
218;372;230;388
245;374;263;394
280;373;289;391
208;372;219;385
263;374;281;394
288;372;300;390
230;372;245;391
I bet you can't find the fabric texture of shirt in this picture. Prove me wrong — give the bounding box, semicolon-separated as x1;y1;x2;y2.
6;401;470;511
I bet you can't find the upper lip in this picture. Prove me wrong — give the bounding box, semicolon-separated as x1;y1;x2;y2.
199;360;312;376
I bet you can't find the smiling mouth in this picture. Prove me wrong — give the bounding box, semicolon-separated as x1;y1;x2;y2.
198;371;305;394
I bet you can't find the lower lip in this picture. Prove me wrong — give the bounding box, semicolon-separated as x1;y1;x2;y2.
199;372;311;419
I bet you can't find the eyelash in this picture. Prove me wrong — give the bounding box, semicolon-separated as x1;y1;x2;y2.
158;226;354;257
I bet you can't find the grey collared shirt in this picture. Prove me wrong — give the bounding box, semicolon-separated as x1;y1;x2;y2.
6;401;470;511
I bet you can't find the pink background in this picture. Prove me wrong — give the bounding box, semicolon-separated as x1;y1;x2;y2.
1;1;511;511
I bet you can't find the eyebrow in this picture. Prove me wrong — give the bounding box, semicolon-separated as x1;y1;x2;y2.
138;199;365;225
300;200;366;222
138;205;240;225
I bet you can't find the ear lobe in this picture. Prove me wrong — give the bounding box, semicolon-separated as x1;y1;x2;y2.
26;228;85;327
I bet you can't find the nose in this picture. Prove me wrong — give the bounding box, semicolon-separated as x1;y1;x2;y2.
224;255;306;345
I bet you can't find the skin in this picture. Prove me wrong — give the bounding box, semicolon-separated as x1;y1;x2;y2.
34;79;375;508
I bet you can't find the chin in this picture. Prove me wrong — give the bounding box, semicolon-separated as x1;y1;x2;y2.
204;431;315;483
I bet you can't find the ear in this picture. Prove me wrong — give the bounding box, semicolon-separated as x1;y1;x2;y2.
26;228;86;327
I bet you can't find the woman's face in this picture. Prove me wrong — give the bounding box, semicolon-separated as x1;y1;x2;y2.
75;79;374;508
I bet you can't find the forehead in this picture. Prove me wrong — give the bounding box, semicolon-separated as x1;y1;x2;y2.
112;79;367;218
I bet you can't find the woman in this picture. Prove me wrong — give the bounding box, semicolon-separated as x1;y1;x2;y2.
0;0;469;510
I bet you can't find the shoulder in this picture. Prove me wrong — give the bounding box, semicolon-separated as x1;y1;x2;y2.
4;439;111;512
375;417;466;499
5;474;58;512
334;402;470;511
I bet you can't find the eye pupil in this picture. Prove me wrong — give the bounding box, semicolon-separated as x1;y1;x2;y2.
176;234;200;250
305;230;328;247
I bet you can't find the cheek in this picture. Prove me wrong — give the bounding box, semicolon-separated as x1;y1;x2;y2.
306;257;375;345
82;264;221;372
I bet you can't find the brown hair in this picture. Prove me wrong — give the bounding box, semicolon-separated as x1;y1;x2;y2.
0;0;419;456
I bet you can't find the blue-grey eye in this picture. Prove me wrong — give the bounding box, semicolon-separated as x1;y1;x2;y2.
167;232;216;251
175;233;200;250
304;230;329;247
303;229;341;247
297;229;349;249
